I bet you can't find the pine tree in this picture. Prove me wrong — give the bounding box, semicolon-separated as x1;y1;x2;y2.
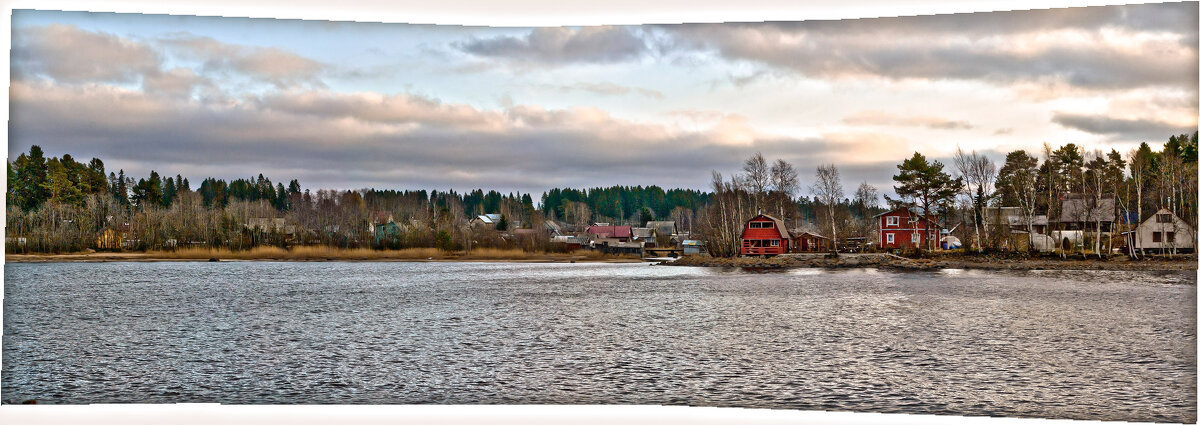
893;152;963;251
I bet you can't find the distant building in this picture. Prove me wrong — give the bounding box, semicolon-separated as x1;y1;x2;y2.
791;231;828;253
682;239;706;256
740;214;790;256
586;224;633;242
875;207;939;250
1058;194;1117;231
470;213;503;229
645;221;677;236
1131;209;1195;253
632;227;657;247
245;217;291;234
551;235;582;251
96;222;131;250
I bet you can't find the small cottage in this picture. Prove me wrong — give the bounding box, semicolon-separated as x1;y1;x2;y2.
791;231;829;253
740;214;790;256
876;207;939;250
1131;209;1195;253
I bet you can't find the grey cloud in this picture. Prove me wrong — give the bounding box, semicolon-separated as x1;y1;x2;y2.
10;79;891;193
160;34;327;87
1051;112;1197;141
13;24;160;84
455;26;649;64
660;2;1198;91
843;110;974;130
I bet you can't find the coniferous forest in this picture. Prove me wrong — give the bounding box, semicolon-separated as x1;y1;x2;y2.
7;132;1198;256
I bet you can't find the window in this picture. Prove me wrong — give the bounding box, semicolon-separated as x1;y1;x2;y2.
886;233;894;244
1153;232;1162;243
912;233;920;243
748;221;775;229
886;216;898;226
769;239;780;247
1158;214;1171;223
1167;232;1175;243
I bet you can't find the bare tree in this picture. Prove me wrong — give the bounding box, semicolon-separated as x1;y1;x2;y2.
954;147;997;251
812;164;844;254
853;182;879;243
769;158;799;223
743;152;769;212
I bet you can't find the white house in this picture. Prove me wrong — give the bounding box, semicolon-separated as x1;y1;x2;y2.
1132;209;1195;253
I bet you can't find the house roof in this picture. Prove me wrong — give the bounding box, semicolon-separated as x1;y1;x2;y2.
1136;208;1195;230
1059;197;1116;223
474;213;503;224
632;227;655;238
744;214;791;240
645;221;677;233
586;225;632;238
873;206;934;221
793;231;828;239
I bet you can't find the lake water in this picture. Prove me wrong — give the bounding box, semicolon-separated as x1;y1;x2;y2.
2;262;1195;422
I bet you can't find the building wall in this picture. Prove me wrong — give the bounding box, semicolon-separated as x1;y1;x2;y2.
877;209;936;249
1135;211;1196;250
740;217;788;255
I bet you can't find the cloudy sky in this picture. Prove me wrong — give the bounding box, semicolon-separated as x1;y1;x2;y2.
8;3;1198;197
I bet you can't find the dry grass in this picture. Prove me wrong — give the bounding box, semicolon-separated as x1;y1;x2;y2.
122;246;638;262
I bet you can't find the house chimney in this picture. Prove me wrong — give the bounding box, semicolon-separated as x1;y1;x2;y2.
758;209;762;215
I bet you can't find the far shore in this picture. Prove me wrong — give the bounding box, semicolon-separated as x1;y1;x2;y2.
4;246;644;263
6;247;1196;272
666;252;1198;272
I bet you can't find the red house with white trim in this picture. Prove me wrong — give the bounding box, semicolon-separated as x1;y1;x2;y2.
740;214;791;256
876;207;939;250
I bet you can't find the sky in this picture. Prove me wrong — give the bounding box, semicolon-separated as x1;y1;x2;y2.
7;3;1199;197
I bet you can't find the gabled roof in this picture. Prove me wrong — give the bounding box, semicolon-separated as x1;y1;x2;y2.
474;213;503;224
1059;197;1115;223
743;214;791;240
645;221;677;233
1136;208;1195;230
793;231;828;240
632;227;656;238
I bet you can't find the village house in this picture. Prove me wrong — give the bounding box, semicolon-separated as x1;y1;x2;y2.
585;224;633;242
96;222;132;250
681;239;706;255
875;207;939;250
550;235;583;251
470;213;504;229
645;221;677;237
1050;194;1117;251
740;213;790;256
1130;209;1196;253
632;227;657;248
791;231;829;253
981;206;1053;251
1058;194;1117;231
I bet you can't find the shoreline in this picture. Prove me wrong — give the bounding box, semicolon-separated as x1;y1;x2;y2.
4;247;644;264
5;250;1195;271
665;253;1198;272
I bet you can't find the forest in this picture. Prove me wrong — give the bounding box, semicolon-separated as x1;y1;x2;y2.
6;131;1198;256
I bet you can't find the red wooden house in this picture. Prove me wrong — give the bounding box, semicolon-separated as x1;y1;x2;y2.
791;231;829;252
876;207;939;250
740;214;791;256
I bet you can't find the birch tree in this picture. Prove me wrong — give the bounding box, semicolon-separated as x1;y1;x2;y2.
812;164;844;254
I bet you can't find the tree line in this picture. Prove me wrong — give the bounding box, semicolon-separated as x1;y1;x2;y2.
7;132;1197;256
